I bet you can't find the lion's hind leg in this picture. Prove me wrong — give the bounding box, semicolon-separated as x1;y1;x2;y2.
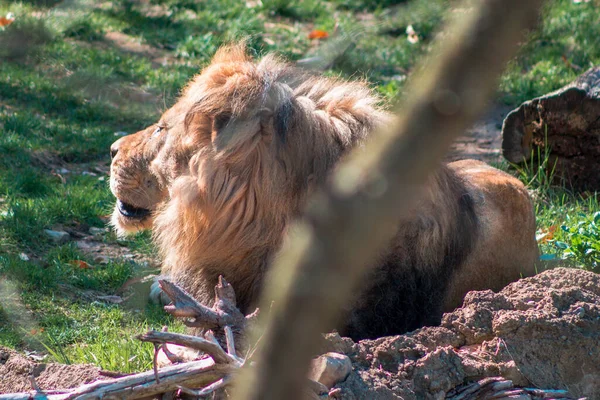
443;160;539;312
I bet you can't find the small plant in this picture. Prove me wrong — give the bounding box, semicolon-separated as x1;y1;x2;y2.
553;212;600;272
510;126;558;194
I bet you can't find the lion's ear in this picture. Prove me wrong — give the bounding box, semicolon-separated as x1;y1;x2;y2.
211;113;261;153
273;98;294;144
211;42;250;65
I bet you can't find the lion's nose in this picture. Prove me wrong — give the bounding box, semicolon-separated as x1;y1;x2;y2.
110;139;122;159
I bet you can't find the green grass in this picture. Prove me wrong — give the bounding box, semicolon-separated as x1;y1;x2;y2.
0;0;600;372
500;0;600;105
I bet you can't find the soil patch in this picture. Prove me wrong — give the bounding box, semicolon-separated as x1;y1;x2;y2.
324;267;600;399
0;347;107;393
447;103;511;164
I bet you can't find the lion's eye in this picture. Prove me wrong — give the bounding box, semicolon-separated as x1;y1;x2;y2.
152;126;163;137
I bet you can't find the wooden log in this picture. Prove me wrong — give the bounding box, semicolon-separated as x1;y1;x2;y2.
63;359;230;400
502;66;600;190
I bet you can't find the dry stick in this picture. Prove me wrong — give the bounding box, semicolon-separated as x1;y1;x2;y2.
63;359;231;400
138;330;236;365
231;1;545;400
177;376;231;397
224;326;236;356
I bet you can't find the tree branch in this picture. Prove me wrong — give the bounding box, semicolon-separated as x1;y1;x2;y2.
231;1;545;399
160;277;250;334
138;330;238;365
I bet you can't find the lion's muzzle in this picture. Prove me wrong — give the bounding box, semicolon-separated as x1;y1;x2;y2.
116;200;151;219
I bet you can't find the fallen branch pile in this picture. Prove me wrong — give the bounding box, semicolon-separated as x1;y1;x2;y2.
0;278;246;399
0;278;333;400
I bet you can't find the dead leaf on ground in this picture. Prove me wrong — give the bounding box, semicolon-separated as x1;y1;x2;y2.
308;30;329;40
536;225;558;243
0;12;15;28
406;25;419;44
70;260;93;269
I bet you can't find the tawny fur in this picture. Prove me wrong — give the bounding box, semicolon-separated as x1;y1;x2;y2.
109;44;539;340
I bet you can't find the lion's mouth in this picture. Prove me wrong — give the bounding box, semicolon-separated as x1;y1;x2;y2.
117;200;151;219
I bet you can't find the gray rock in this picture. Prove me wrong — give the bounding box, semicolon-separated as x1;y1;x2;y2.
94;255;110;264
89;227;107;236
308;352;352;389
44;229;70;244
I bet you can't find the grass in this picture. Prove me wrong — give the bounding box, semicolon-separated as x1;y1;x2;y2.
0;0;599;372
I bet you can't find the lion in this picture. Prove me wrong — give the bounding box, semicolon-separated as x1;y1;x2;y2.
109;43;539;340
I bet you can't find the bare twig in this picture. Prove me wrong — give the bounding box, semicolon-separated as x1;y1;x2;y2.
231;1;545;399
205;330;220;345
446;377;577;400
224;326;236;356
177;376;231;397
64;359;230;399
28;373;41;392
160;343;188;364
153;343;161;383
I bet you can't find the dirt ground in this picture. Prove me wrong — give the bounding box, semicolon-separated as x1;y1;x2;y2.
325;267;600;399
447;103;511;164
0;346;107;393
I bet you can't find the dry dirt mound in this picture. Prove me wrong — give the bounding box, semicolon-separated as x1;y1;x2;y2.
0;347;105;393
324;268;600;399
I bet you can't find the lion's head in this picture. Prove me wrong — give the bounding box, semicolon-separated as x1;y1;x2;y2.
110;43;389;307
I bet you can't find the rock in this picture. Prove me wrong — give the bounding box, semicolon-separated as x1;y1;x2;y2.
89;227;107;236
95;295;123;304
114;131;128;137
149;278;171;305
1;268;598;398
305;378;330;399
309;352;352;389
44;229;70;244
93;255;110;264
18;253;29;261
76;241;93;250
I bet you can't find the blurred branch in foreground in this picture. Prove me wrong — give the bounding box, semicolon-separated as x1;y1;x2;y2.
232;1;545;399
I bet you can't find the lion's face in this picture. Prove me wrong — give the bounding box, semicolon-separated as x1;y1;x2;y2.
110;98;210;234
110;46;290;236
